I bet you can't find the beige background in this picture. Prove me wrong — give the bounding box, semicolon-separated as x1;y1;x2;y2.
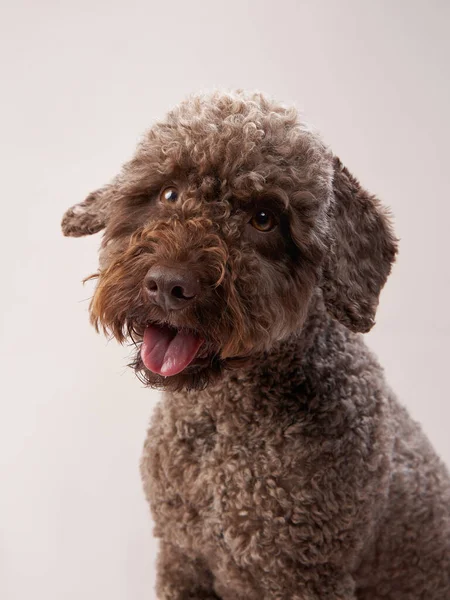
1;1;449;599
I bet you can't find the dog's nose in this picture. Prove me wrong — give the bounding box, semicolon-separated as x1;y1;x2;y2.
144;266;201;310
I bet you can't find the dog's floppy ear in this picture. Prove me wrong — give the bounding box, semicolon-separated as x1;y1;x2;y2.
61;184;114;237
321;157;398;333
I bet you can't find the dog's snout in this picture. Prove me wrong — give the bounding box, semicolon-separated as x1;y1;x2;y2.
144;265;201;310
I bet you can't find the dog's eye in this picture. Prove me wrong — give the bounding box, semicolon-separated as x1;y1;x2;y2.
250;210;276;232
160;187;179;203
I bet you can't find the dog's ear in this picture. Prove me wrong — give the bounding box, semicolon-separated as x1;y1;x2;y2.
321;157;398;333
61;184;114;237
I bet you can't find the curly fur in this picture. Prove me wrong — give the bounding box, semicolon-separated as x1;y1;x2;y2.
62;91;450;599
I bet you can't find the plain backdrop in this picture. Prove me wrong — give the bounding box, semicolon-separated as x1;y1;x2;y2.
0;1;449;599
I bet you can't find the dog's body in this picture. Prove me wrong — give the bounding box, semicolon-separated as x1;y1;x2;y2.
62;91;450;599
141;302;450;600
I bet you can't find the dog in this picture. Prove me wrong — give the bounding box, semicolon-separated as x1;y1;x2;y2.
62;91;450;599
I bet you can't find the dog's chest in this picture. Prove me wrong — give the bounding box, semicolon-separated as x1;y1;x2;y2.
141;393;306;559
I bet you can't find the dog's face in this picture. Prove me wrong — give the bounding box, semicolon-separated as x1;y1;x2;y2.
62;92;397;391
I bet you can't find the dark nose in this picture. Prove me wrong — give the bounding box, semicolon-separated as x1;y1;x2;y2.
144;265;201;310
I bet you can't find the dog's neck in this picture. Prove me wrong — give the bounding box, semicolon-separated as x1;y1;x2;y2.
235;292;338;389
177;291;365;419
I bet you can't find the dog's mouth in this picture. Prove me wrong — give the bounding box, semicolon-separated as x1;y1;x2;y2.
140;323;206;376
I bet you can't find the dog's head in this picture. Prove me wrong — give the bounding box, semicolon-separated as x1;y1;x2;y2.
62;91;397;391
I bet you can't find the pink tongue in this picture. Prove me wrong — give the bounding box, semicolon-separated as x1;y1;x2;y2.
141;324;204;377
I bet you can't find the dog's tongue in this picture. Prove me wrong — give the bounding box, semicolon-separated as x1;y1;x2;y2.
141;324;204;377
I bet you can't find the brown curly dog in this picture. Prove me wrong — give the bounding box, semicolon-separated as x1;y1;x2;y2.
62;91;450;599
